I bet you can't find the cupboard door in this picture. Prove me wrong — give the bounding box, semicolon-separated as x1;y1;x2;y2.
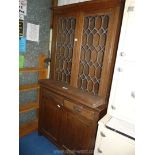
107;0;135;124
108;61;135;124
76;7;124;97
39;91;63;142
61;110;94;154
51;11;77;84
77;13;110;95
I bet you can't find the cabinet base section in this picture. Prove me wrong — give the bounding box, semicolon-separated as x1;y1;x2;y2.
38;128;95;155
38;128;65;153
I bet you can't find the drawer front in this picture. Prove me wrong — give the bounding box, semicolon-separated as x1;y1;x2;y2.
94;124;135;155
64;100;94;120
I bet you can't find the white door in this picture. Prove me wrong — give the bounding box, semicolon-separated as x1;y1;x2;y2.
108;0;135;124
108;61;135;123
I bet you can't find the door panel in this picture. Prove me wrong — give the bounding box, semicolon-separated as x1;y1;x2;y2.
61;111;93;154
108;61;135;123
78;13;110;95
51;12;77;84
40;93;63;142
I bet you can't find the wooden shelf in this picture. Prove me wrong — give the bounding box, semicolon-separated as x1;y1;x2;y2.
19;55;47;137
20;119;38;138
20;102;39;113
20;83;39;92
19;67;46;73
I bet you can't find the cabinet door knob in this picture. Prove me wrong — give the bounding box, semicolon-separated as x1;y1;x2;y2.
97;148;103;153
131;91;135;98
100;131;106;137
120;52;126;57
57;105;61;108
117;67;123;72
74;38;78;41
111;105;116;110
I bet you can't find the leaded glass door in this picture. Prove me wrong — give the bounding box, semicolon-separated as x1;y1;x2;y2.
70;7;122;98
51;12;77;84
77;14;110;95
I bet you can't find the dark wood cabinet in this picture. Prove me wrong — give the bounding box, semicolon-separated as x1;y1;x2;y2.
39;0;125;154
39;80;107;154
51;0;125;99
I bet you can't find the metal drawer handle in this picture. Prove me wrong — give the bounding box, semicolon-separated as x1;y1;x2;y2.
100;131;106;137
73;106;81;113
97;148;103;153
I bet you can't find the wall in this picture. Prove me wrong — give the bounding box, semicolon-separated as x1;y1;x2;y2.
19;0;51;125
58;0;91;6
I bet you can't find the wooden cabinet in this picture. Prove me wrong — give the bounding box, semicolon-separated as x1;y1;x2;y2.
51;0;125;99
39;80;107;154
39;0;125;154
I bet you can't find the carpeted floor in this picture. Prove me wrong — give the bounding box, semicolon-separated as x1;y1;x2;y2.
19;132;64;155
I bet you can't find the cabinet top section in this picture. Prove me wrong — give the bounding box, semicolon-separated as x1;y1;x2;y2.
39;79;107;109
53;0;125;13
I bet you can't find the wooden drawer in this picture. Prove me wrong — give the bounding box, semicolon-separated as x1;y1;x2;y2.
64;100;94;120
